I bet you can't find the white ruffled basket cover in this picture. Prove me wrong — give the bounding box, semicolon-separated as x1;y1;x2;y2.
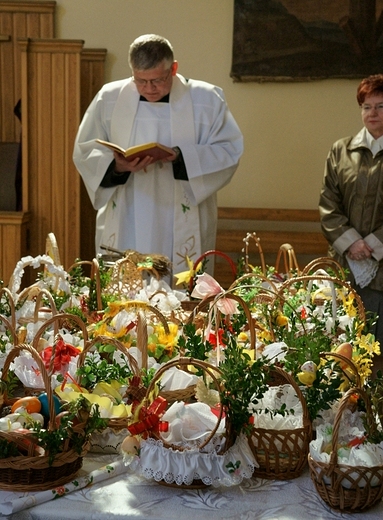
125;434;256;487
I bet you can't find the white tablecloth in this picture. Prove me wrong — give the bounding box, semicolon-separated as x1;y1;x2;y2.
1;454;382;520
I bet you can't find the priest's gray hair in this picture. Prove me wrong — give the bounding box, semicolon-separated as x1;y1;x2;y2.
129;34;174;71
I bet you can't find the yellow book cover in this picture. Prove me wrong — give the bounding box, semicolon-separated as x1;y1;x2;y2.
95;139;174;162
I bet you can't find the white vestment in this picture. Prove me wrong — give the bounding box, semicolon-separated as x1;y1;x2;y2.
73;74;243;275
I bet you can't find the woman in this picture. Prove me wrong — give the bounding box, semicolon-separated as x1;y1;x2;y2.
319;74;383;375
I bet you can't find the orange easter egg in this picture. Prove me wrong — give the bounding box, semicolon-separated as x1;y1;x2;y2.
335;342;352;358
334;342;352;369
11;396;42;414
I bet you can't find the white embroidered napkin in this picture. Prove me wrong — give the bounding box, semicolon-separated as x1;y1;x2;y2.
346;257;379;288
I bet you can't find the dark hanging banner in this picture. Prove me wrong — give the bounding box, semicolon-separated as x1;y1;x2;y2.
231;0;383;82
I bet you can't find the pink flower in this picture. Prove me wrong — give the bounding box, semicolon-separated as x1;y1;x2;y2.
191;273;238;315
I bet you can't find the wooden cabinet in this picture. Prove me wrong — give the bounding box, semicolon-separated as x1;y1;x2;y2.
0;1;106;285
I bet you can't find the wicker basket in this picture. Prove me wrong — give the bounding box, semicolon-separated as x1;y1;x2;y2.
308;386;383;512
248;365;312;480
75;335;140;453
129;356;240;488
277;274;366;331
0;343;90;492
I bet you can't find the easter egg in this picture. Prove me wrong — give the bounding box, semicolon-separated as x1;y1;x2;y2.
297;371;316;386
300;360;317;374
298;361;317;386
11;396;42;414
334;342;352;368
121;435;140;456
37;393;61;418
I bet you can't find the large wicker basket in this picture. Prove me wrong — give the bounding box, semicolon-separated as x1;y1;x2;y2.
126;357;253;489
0;343;90;492
308;386;383;512
248;365;312;480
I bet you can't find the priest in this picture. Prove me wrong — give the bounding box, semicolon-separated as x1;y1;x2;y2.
73;34;243;281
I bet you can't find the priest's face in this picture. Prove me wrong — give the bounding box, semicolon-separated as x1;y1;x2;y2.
132;61;178;102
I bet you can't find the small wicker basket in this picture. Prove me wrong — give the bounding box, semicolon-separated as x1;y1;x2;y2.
248;365;312;480
0;343;90;492
308;386;383;512
75;335;140;453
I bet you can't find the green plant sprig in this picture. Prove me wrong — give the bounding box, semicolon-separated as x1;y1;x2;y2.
30;396;106;464
219;334;270;437
75;356;134;389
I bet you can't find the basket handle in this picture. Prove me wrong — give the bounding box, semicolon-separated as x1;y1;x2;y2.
278;274;366;328
31;313;89;376
1;343;57;430
142;357;225;451
0;287;16;334
68;258;102;311
320;351;361;388
329;387;375;468
301;257;346;280
77;335;140;377
275;243;300;278
242;232;266;275
188;249;237;293
0;314;17;347
186;292;256;350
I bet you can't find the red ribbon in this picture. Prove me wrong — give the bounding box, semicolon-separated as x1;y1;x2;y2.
40;338;81;372
128;396;168;436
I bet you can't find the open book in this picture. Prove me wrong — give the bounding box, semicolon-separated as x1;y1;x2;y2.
95;139;174;162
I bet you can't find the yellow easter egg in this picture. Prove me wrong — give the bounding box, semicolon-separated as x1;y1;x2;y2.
297;371;316;386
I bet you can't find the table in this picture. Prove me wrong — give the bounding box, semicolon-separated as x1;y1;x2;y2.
1;454;382;520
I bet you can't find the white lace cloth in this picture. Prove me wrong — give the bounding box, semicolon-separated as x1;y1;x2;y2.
347;257;379;288
249;384;304;430
126;434;256;487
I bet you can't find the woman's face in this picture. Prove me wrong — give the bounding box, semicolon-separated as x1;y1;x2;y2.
361;94;383;139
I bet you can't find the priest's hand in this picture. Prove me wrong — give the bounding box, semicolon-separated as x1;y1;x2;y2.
113;151;153;173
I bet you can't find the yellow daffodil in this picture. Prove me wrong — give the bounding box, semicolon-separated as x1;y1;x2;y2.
154;323;178;345
338;290;357;317
276;313;288;327
174;256;202;286
257;329;273;344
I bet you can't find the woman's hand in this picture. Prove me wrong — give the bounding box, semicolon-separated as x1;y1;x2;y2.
347;239;373;260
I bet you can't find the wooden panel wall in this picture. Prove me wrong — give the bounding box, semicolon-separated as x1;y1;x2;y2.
214;207;329;287
19;38;83;269
0;1;55;142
